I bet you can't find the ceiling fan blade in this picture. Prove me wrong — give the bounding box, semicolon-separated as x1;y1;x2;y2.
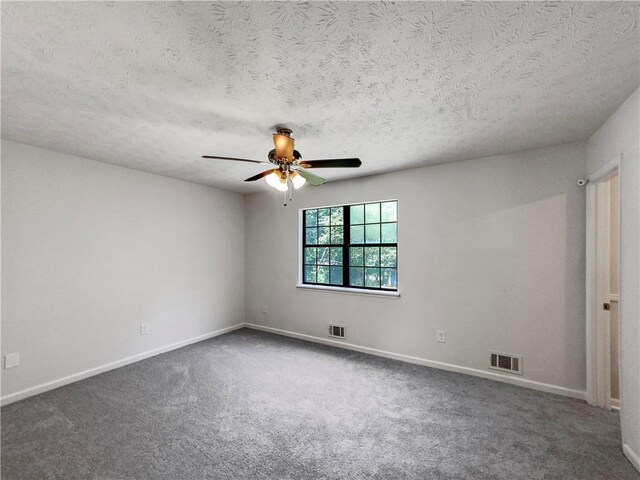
296;168;326;186
244;169;276;182
202;155;268;164
298;158;362;168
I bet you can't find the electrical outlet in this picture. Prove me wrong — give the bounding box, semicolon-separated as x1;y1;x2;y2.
140;324;149;335
5;353;19;369
262;304;268;314
437;331;446;343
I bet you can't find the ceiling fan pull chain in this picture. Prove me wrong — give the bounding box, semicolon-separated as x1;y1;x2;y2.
288;173;293;203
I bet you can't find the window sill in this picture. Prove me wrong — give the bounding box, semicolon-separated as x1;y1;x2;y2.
296;284;400;298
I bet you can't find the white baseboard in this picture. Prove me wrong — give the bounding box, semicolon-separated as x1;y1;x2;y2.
0;322;587;406
611;397;620;411
245;323;586;400
1;323;245;406
623;444;640;473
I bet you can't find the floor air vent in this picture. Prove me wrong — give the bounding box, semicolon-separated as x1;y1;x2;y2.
489;352;522;375
329;325;345;338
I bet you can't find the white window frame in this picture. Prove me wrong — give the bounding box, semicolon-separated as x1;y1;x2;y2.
296;199;400;298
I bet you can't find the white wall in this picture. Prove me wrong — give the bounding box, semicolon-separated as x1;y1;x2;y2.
587;88;640;468
246;142;587;395
1;141;245;401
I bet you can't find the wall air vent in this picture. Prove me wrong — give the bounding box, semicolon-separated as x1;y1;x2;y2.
489;351;523;375
329;325;345;338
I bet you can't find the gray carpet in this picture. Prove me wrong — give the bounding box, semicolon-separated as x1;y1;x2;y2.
2;328;638;480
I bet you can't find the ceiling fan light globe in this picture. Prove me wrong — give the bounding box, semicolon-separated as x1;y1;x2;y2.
265;171;288;191
290;171;306;189
264;171;280;189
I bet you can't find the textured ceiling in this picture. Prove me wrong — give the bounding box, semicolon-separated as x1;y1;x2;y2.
2;2;639;193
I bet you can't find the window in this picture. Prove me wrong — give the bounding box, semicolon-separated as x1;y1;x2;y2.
302;200;398;291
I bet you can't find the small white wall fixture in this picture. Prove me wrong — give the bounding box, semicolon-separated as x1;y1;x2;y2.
585;155;620;409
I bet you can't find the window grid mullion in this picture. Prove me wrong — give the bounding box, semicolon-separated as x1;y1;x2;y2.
379;243;382;288
343;206;350;288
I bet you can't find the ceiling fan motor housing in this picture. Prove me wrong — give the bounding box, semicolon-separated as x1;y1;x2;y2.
268;148;301;164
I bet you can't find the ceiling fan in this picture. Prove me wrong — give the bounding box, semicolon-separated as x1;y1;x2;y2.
202;128;361;204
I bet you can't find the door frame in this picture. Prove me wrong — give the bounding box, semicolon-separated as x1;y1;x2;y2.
585;154;620;408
